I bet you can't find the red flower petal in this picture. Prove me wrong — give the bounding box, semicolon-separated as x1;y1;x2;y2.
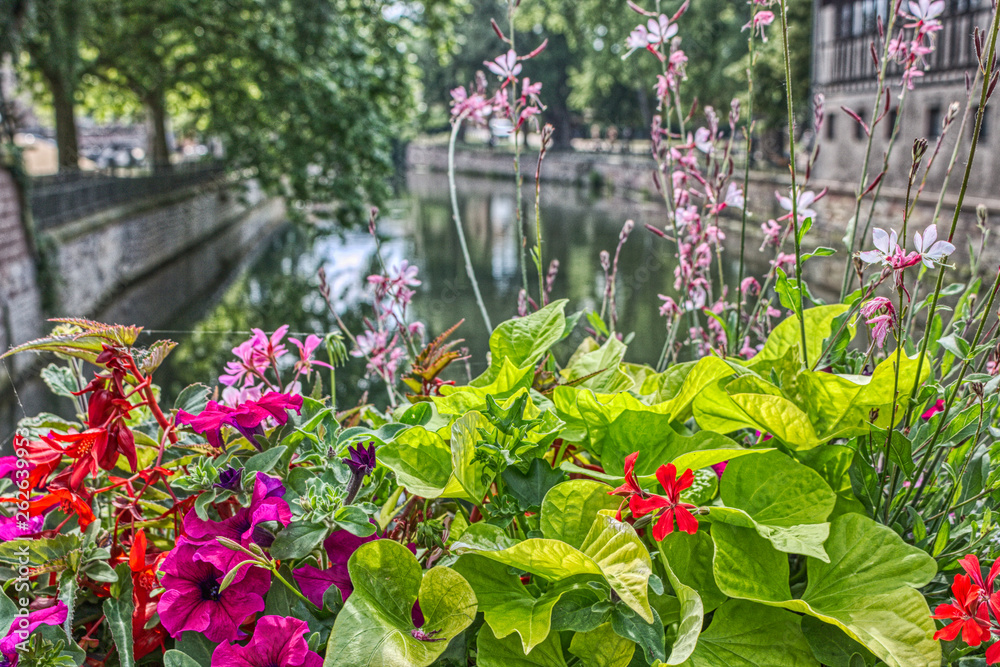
652;508;675;542
674;506;699;535
630;493;669;518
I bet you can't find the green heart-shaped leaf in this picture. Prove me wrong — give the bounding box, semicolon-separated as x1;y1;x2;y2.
324;540;477;667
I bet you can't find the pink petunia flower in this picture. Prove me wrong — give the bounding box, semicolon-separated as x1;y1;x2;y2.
176;393;303;450
157;543;270;642
211;616;322;667
0;602;68;666
183;472;292;574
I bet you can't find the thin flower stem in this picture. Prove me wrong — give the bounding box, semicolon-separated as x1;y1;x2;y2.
879;164;917;522
508;0;528;295
271;563;322;611
892;264;1000;524
839;6;901;300
850;86;911;294
448;114;493;334
736;1;759;339
777;0;808;368
905;3;1000;422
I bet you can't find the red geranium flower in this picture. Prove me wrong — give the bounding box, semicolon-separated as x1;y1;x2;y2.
610;452;647;499
932;574;991;646
629;463;698;540
960;553;1000;600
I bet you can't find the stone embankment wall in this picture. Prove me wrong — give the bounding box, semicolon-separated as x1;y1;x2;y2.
0;170;43;382
0;170;285;394
407;142;1000;273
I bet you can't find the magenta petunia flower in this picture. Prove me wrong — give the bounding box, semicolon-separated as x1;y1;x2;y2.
292;530;380;607
184;473;291;574
176;392;303;449
0;601;68;666
211;615;322;667
157;543;269;642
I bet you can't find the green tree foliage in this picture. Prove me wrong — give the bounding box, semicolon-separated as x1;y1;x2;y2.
420;0;812;153
6;0;464;220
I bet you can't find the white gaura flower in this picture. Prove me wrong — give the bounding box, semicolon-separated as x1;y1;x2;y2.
913;224;955;269
858;227;898;266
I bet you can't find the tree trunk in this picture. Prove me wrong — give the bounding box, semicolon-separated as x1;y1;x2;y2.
146;91;171;171
48;74;79;170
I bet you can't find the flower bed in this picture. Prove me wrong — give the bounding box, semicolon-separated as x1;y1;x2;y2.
4;0;1000;665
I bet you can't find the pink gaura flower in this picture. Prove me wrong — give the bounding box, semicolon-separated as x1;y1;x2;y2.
775;188;822;222
211;616;322;667
694;127;714;154
860;297;896;349
760;218;783;249
157;543;270;642
658;295;680;317
902;66;924;90
742;10;775;42
645;14;679;46
450;87;493;124
740;277;761;298
520;77;543;103
858;228;900;267
904;0;945;34
485;50;522;81
624;15;678;59
771;252;797;274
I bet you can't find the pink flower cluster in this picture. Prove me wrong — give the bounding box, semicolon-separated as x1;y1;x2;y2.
890;0;945;90
219;325;330;406
450;33;547;132
354;243;426;387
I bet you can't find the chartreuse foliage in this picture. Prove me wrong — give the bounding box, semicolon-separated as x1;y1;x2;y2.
324;540;477;666
303;305;942;666
6;301;956;666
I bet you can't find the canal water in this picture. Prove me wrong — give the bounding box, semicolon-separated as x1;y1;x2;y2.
1;170;826;443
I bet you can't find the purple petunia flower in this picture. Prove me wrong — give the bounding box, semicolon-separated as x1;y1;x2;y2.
184;473;291;575
176;392;303;449
343;442;377;476
210;615;322;667
342;442;377;504
215;466;245;491
0;601;68;666
157;543;269;643
0;514;45;541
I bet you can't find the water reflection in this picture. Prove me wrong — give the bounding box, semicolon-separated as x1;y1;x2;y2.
6;170;840;437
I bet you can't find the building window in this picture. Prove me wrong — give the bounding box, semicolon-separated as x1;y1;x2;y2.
928;105;942;138
862;0;877;32
855;111;866;141
826;115;836;140
887;107;898;140
839;3;854;38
